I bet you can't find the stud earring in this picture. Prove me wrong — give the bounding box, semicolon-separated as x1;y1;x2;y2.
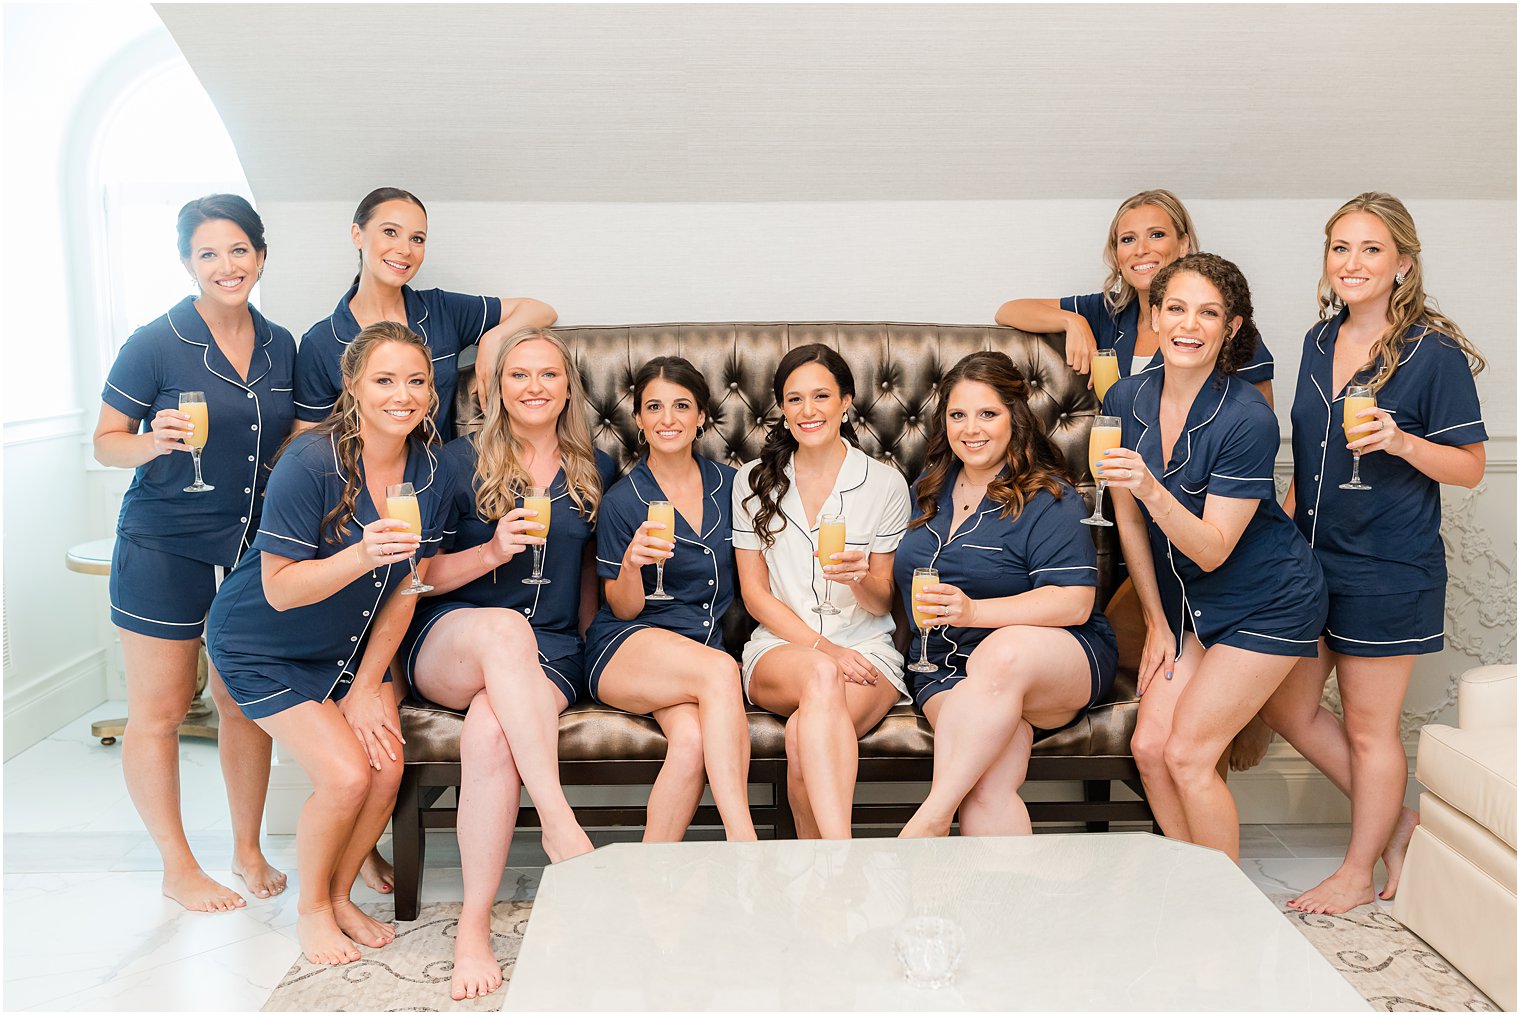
1394;270;1407;285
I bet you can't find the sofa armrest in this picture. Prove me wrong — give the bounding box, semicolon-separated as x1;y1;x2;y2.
1457;665;1517;731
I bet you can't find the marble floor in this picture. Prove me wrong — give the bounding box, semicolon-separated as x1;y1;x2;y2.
4;701;1376;1012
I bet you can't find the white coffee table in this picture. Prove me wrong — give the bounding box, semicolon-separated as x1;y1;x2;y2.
503;833;1368;1011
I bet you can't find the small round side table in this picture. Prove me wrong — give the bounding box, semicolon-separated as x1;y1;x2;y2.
66;537;219;745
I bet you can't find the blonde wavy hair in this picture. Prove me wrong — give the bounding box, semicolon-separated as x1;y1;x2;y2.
278;321;440;545
1101;189;1199;316
473;328;602;524
1317;192;1486;391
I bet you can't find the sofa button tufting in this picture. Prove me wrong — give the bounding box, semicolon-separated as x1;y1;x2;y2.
881;381;890;390
729;382;738;390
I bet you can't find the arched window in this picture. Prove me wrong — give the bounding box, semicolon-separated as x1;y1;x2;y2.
68;23;253;415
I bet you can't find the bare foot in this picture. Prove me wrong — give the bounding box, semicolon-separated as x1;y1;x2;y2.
1379;806;1420;900
542;825;595;864
231;852;288;900
162;868;246;912
449;928;504;1000
332;898;396;948
1229;714;1273;772
359;849;394;894
297;911;362;965
1287;868;1375;915
898;811;953;839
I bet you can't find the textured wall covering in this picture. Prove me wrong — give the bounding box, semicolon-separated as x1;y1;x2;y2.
155;4;1516;203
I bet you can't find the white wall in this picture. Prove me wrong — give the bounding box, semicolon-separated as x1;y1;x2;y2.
2;4;169;756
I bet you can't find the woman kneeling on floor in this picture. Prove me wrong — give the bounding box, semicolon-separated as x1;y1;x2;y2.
207;322;449;965
896;351;1118;838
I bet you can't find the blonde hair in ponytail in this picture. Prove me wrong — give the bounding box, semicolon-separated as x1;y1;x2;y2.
294;321;440;545
474;328;602;525
1318;192;1486;391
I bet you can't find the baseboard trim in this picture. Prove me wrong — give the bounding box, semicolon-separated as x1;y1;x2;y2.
4;649;108;759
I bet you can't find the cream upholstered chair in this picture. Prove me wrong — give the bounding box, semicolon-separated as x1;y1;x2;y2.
1393;663;1516;1009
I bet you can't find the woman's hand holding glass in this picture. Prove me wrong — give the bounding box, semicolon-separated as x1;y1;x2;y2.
912;581;977;627
147;407;196;456
356;517;420;569
490;507;546;564
1345;403;1407;457
622;519;675;570
818;547;869;585
1094;446;1160;501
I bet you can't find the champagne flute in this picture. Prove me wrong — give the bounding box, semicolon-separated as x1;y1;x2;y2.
179;391;214;493
813;513;846;616
1091;349;1120;403
906;567;939;674
1339;385;1376;492
384;482;433;594
522;485;552;585
646;500;676;602
1081;415;1122;527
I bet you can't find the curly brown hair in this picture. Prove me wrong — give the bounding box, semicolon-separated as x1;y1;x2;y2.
908;351;1072;529
1147;252;1261;375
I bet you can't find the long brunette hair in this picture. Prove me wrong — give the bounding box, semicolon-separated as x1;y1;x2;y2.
742;344;862;550
1317;192;1486;390
473;329;602;524
909;352;1070;528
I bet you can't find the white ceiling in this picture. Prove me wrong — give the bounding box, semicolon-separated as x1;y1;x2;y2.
156;3;1515;203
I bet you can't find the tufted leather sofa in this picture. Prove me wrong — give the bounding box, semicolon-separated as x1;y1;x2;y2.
391;322;1151;920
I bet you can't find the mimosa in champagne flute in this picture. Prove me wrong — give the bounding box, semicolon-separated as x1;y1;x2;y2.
1091;350;1120;403
1080;415;1122;527
522;486;552;585
1339;385;1376;492
906;567;939;674
813;513;846;616
646;500;676;601
385;482;433;594
179;391;214;493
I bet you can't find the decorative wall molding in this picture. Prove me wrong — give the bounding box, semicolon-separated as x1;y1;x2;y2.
3;411;85;448
4;649;108;760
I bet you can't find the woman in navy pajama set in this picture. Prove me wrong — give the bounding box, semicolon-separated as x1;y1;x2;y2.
996;188;1277;773
293;185;556;893
585;357;757;842
294;186;556;440
1262;193;1488;915
401;329;615;1001
995;188;1275;404
92;195;295;912
895;352;1118;839
206;322;449;967
1101;253;1328;862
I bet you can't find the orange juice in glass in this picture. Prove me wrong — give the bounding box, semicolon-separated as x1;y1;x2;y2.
646;500;676;601
385;482;433;594
907;567;939;673
179;391;214;492
1339;385;1376;491
1091;350;1120;402
522;486;552;585
813;514;847;616
1081;416;1122;527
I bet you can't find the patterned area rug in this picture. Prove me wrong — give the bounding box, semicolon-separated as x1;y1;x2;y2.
261;897;1500;1011
1268;895;1498;1012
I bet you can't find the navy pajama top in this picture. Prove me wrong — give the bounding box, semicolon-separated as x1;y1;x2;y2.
1061;292;1275;383
1289;309;1487;595
206;432;450;706
102;296;297;566
294;284;502;438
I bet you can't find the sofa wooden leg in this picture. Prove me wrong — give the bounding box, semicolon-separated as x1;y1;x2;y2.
391;767;425;922
774;775;797;840
1083;780;1111;833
